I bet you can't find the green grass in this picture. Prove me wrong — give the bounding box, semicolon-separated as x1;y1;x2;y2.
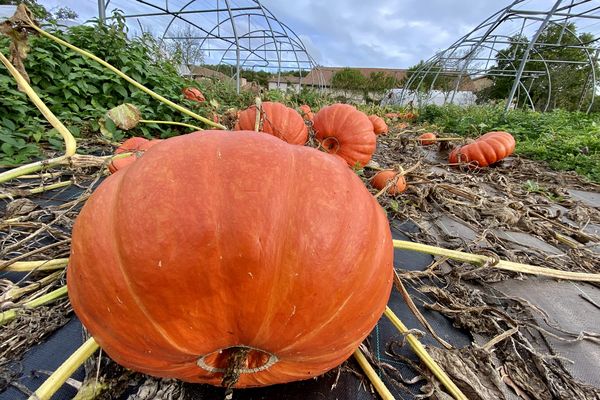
417;104;600;183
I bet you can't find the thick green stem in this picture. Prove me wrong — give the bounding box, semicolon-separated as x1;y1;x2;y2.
384;307;467;400
393;240;600;282
4;270;62;302
1;258;69;272
353;348;395;400
29;338;99;400
139;119;203;131
0;51;77;183
25;20;226;130
0;285;68;325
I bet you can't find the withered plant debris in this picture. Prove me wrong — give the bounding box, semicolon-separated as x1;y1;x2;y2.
0;4;38;85
1;124;599;399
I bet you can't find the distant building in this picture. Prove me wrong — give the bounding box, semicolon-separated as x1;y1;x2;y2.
188;66;247;86
267;66;409;92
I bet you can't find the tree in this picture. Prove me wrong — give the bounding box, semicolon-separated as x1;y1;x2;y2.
401;60;456;94
53;7;78;20
164;25;205;69
478;23;597;111
331;68;366;91
367;71;398;92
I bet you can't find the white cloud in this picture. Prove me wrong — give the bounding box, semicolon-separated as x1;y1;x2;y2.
40;0;504;68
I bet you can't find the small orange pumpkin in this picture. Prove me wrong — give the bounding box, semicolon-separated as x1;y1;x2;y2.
449;131;515;167
108;137;163;174
182;87;205;103
400;112;417;122
418;132;437;146
368;115;388;135
299;104;314;121
372;170;407;195
384;112;399;120
313;104;376;167
235;102;308;145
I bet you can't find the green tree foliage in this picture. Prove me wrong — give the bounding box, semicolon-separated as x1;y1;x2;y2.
331;68;366;91
366;71;398;92
478;23;597;111
401;60;456;93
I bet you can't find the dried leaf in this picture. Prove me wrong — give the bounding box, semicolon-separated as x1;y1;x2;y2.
424;346;511;400
106;103;142;131
0;4;36;86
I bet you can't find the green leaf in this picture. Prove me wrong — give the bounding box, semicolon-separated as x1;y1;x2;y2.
115;85;128;98
2;119;16;131
1;142;14;156
99;117;116;139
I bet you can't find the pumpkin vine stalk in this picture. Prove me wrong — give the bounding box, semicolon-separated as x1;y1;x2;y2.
0;51;77;183
19;8;226;130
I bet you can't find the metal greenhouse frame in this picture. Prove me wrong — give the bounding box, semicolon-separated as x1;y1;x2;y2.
399;0;600;113
96;0;323;93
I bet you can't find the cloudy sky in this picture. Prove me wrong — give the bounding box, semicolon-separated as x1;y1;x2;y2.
39;0;513;69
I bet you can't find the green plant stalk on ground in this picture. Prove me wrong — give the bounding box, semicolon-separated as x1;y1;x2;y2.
0;51;77;183
0;285;68;325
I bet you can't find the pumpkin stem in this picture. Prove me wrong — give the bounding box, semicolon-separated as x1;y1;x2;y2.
221;346;250;397
320;136;340;154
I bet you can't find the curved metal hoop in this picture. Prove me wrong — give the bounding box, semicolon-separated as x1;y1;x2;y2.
98;0;323;93
398;0;599;113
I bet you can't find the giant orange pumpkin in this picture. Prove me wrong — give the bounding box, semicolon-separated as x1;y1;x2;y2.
368;115;388;135
68;131;393;388
234;102;308;145
313;104;376;167
108;137;163;174
449;131;515;167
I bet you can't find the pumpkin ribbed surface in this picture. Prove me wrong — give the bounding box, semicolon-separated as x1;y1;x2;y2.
313;104;376;167
234;102;308;145
449;131;515;167
368;115;388;135
68;131;393;388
